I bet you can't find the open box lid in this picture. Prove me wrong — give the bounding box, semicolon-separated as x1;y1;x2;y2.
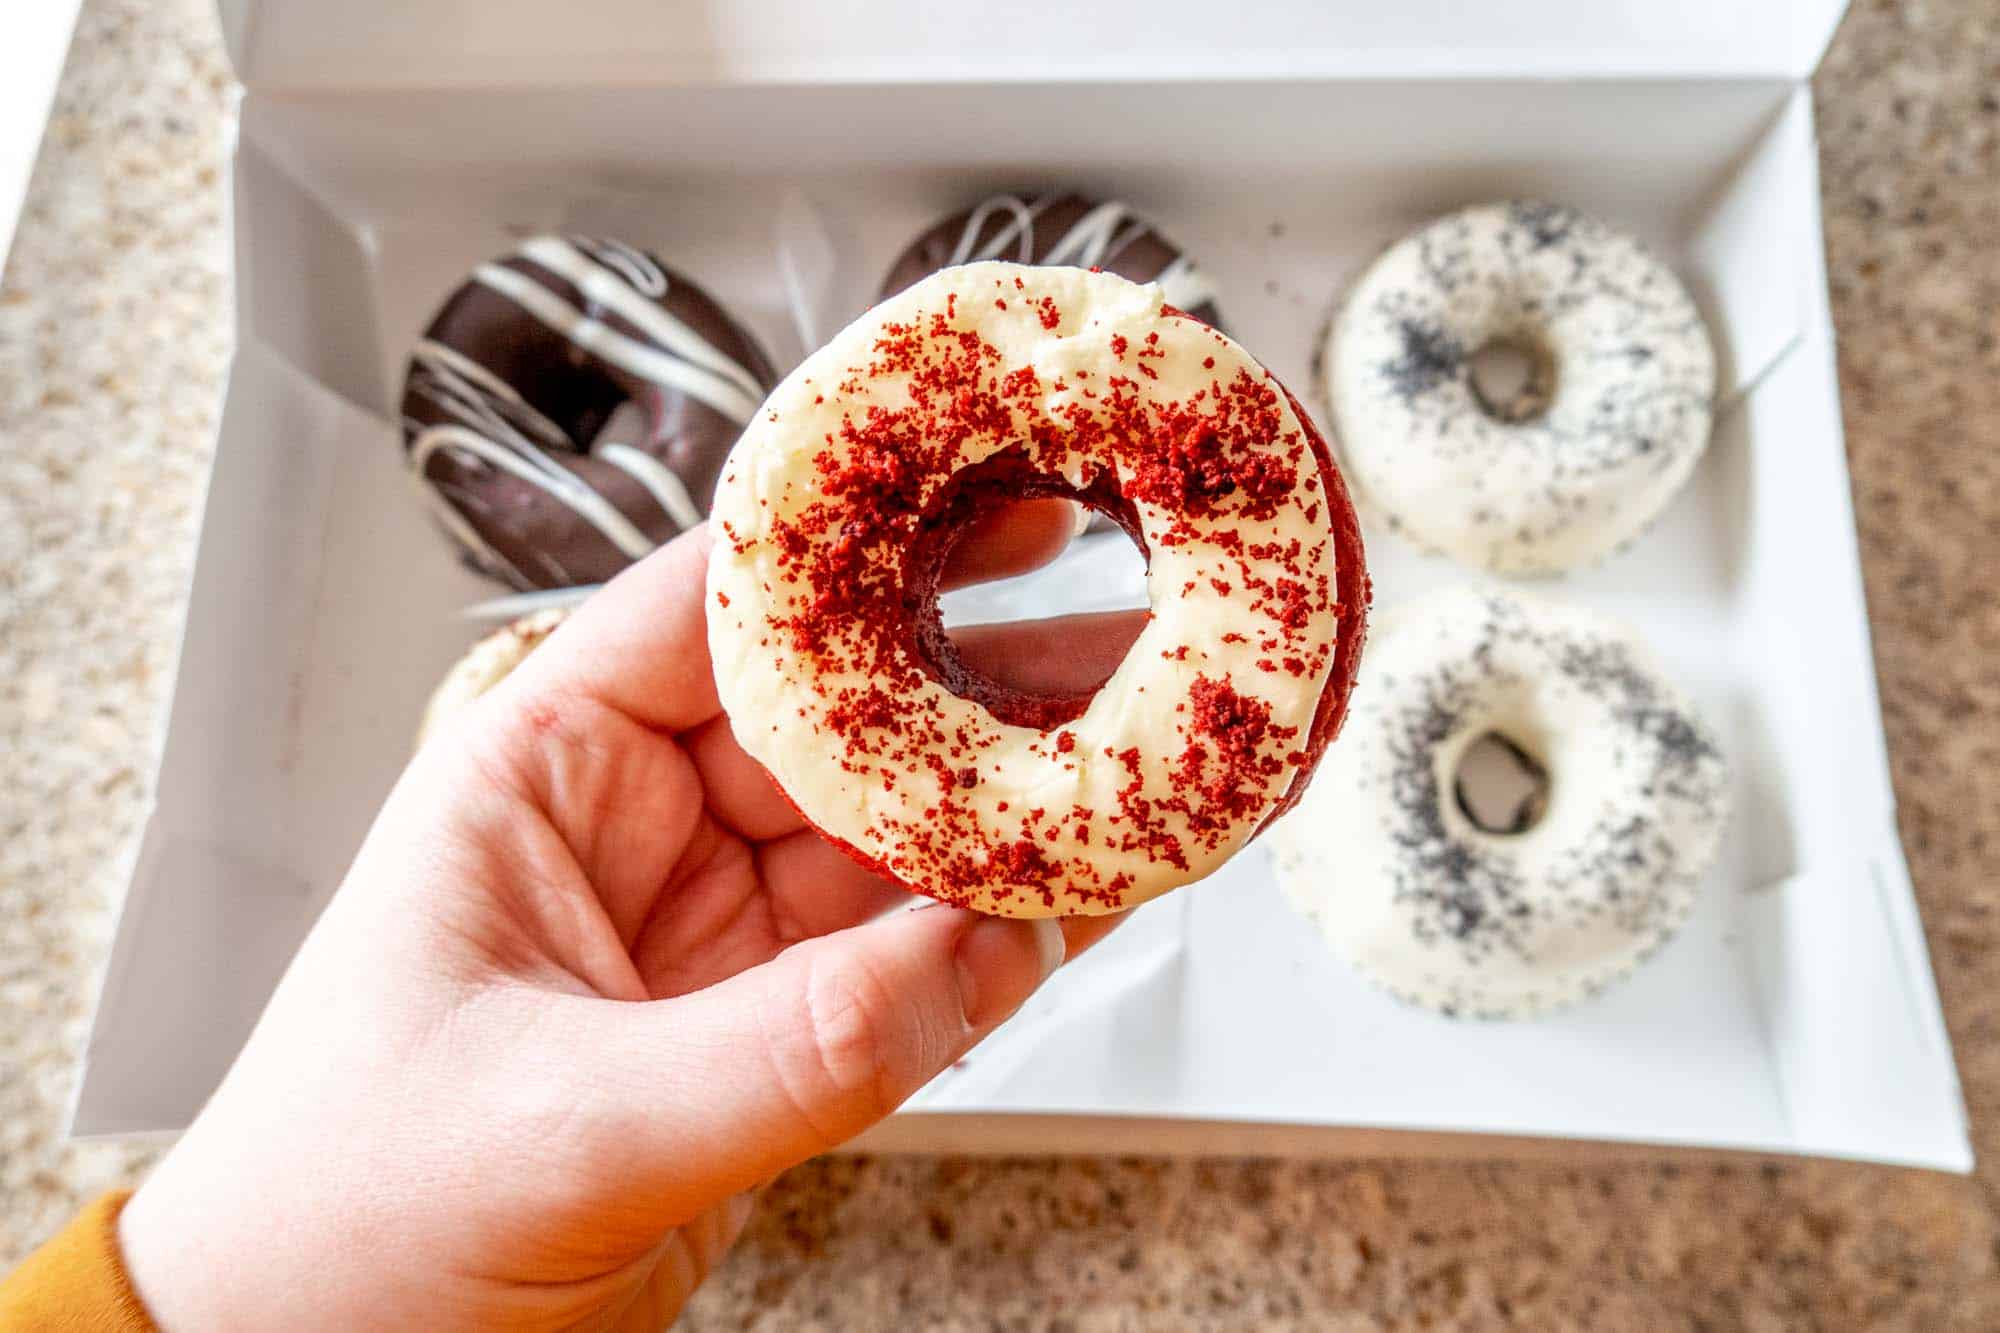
217;0;1850;90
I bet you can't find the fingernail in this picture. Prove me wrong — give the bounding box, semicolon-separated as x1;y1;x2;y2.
1031;916;1066;981
954;915;1066;1028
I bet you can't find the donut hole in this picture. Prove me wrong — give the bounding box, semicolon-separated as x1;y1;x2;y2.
1453;731;1550;835
588;399;651;450
1468;334;1558;424
942;526;1148;693
909;450;1149;730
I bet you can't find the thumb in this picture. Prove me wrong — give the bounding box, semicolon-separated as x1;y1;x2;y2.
592;904;1064;1208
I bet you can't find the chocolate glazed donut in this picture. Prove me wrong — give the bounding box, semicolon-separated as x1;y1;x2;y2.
880;193;1224;331
401;235;779;590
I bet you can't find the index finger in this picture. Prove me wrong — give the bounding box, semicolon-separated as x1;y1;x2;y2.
939;498;1082;590
516;481;1106;733
505;524;724;734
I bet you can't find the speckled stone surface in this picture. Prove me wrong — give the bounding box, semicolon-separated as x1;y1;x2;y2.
3;0;1998;1327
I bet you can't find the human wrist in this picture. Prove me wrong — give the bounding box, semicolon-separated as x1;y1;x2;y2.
117;1140;340;1332
116;1153;262;1332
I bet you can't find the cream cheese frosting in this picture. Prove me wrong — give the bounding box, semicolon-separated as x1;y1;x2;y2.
1270;587;1730;1018
708;262;1361;917
1322;202;1716;577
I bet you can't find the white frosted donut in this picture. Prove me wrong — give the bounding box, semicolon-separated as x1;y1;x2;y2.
1323;202;1716;576
416;608;569;747
707;262;1367;918
1270;587;1729;1018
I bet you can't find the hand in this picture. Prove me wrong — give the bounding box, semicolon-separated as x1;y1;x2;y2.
118;504;1138;1330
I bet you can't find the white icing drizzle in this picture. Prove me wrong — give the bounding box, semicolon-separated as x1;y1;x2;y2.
406;235;771;587
513;236;768;413
597;442;704;530
1037;200;1152;268
416;475;544;587
411;338;571;449
471;261;764;425
579;237;668;297
947;195;1043;265
405;341;583;586
412;424;656;559
405;341;573;472
945;195;1218;315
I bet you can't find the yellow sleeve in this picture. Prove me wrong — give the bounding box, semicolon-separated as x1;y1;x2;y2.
0;1192;155;1331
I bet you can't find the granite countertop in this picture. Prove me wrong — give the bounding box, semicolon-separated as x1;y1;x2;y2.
4;0;1998;1326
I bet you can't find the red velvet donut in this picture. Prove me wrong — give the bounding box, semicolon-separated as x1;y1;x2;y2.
708;263;1367;917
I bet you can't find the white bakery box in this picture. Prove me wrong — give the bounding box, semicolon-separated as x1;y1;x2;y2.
72;0;1972;1172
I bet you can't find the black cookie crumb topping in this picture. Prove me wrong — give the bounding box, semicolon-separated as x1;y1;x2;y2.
1386;685;1528;950
1334;202;1715;568
1509;200;1579;252
1383;318;1465;405
1371;595;1726;1016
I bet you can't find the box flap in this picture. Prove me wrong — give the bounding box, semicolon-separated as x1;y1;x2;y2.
217;0;1849;90
1743;854;1971;1172
73;337;485;1135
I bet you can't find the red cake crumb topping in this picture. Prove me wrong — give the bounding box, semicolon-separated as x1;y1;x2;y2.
727;274;1367;910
